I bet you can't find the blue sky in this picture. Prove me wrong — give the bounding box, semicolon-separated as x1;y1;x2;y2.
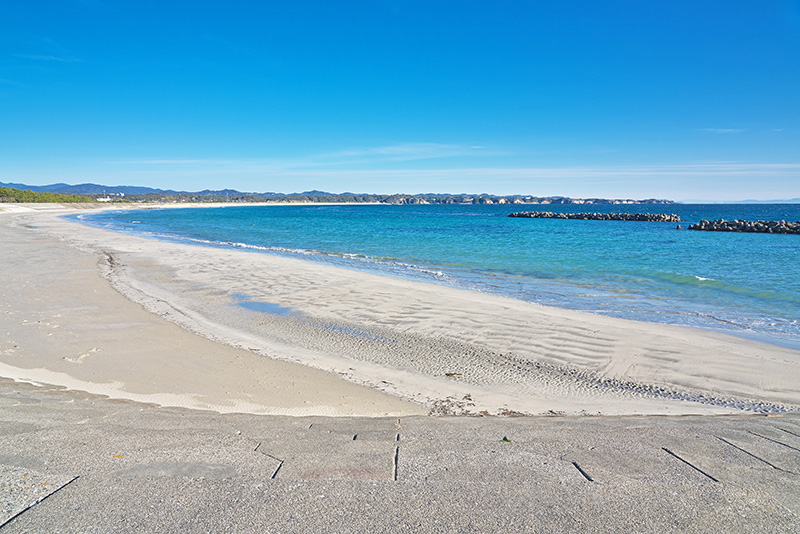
1;1;798;201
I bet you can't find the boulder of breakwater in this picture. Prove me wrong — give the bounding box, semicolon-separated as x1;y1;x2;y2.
508;211;681;222
688;219;800;234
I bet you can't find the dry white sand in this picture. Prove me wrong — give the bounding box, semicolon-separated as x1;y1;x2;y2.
2;203;799;416
0;204;423;416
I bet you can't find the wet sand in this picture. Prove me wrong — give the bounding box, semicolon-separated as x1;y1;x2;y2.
1;203;799;416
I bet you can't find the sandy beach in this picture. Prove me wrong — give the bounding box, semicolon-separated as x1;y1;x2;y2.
1;203;799;417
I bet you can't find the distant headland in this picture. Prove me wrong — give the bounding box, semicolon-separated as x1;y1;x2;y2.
0;182;674;205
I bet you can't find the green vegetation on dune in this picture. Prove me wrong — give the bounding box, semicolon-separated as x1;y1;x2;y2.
0;187;94;203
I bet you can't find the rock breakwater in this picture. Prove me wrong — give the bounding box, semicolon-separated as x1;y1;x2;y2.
688;219;800;234
508;211;681;222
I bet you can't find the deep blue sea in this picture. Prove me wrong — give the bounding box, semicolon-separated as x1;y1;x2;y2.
74;204;800;349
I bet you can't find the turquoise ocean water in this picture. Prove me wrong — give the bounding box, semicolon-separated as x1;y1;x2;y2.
74;204;800;349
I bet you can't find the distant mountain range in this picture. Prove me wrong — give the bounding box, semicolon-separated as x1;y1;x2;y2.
733;198;800;204
680;198;800;204
0;181;676;205
0;181;272;197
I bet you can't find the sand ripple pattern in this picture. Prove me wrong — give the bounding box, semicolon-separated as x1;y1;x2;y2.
87;231;800;416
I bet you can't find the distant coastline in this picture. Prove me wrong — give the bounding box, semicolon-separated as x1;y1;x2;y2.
0;181;674;205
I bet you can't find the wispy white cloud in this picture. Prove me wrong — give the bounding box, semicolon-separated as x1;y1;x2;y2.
702;128;745;134
260;162;800;182
111;159;235;166
108;157;800;181
109;143;507;172
309;143;506;165
15;53;84;63
105;144;799;200
48;154;798;200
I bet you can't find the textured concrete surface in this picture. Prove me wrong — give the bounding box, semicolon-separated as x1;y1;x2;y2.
1;378;798;533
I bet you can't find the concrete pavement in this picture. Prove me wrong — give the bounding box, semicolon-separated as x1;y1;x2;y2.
1;378;798;532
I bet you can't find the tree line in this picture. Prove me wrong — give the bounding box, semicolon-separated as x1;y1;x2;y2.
0;187;94;203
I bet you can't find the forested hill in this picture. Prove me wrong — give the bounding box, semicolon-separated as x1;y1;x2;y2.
0;186;93;203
